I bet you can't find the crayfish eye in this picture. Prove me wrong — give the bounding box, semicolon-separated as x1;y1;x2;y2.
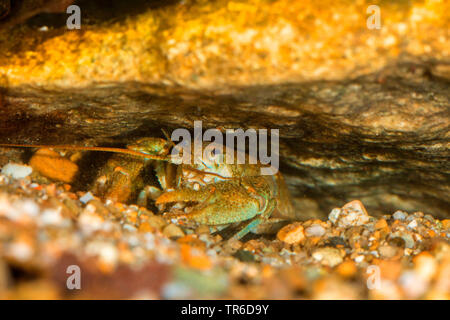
127;137;170;155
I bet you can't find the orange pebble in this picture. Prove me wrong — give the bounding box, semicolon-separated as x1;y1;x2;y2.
30;148;78;183
180;244;212;270
138;222;155;233
262;264;274;278
376;260;402;281
336;260;357;278
177;235;206;249
375;219;388;229
427;229;436;237
277;222;305;244
441;219;450;229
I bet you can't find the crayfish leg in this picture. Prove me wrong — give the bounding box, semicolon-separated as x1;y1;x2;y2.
231;198;277;240
91;153;147;203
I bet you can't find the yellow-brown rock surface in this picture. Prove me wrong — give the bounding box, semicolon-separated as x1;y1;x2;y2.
0;0;448;219
0;0;448;88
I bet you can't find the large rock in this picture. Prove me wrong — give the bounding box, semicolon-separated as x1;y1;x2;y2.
0;0;448;87
0;0;448;219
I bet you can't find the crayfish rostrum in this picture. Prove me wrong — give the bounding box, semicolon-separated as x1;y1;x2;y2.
0;137;296;239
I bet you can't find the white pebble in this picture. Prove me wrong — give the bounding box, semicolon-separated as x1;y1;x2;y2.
40;208;64;226
78;210;104;233
162;282;192;299
8;241;33;262
86;241;119;267
122;224;138;232
328;208;341;223
1;163;33;179
407;220;418;229
80;192;94;204
399;271;428;299
0;197;40;222
305;224;326;237
21;200;40;216
312;247;343;267
393;211;408;220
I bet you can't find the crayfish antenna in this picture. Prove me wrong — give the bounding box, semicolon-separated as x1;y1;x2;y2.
161;128;176;148
0;143;169;161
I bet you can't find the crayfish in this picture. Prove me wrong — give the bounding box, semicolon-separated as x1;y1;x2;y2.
0;136;296;239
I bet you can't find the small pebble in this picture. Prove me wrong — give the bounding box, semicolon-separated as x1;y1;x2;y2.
396;233;415;249
122;224;138;232
78;209;105;233
407;220;418;229
336;261;357;277
375;219;388;229
330;200;370;228
29;148;79;183
39;208;64;226
7;241;34;262
393;211;408;220
147;216;167;230
305;224;326;237
413;252;437;281
399;271;429;299
80;192;94;204
1;163;32;179
85;241;119;271
328;208;341;224
277;222;305;244
163;224;185;238
379;245;399;258
312;247;343;267
139;222;155;233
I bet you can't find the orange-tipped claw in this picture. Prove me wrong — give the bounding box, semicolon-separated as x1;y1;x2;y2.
156;187;212;205
156;181;263;226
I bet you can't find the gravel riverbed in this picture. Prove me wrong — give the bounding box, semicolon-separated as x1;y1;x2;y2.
0;165;448;299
